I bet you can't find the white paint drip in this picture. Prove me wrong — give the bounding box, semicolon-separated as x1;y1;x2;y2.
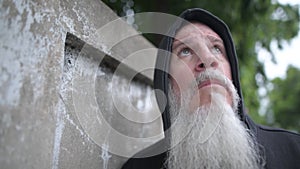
101;143;112;169
64;112;92;143
52;99;66;169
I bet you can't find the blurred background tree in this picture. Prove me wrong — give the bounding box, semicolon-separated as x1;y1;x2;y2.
102;0;300;131
266;66;300;132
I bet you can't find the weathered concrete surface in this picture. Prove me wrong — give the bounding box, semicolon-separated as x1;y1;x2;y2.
0;0;162;169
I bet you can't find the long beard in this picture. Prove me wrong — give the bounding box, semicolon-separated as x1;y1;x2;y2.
166;70;262;169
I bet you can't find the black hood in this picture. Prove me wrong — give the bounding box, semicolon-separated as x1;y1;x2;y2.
154;8;247;132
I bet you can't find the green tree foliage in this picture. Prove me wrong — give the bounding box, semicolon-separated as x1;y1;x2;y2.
102;0;299;124
267;66;300;132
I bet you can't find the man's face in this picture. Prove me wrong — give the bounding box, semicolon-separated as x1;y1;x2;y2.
167;23;261;169
169;22;233;111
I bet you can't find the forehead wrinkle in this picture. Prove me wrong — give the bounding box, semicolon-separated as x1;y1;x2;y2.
176;22;222;41
175;26;205;39
172;33;216;53
172;35;199;50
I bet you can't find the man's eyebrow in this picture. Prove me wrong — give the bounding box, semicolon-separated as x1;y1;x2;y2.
172;39;184;51
172;38;192;50
207;35;223;44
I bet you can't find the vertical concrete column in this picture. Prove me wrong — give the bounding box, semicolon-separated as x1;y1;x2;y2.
0;0;163;168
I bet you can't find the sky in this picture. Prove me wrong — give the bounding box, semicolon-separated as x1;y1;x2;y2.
258;0;300;79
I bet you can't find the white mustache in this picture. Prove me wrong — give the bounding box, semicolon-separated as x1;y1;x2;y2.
190;69;230;90
187;69;239;112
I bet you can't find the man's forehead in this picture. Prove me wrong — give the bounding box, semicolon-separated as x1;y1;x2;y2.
174;22;222;40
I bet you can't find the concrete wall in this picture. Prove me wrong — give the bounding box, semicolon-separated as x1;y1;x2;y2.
0;0;163;168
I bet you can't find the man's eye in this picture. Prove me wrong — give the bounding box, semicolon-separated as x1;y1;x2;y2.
212;46;222;54
179;48;192;57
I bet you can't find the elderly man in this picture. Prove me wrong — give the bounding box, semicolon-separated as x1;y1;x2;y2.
122;8;300;169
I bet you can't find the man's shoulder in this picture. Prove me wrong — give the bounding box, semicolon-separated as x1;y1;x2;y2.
257;124;300;141
256;125;300;168
246;115;300;142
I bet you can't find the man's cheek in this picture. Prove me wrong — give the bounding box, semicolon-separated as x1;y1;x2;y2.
175;81;190;100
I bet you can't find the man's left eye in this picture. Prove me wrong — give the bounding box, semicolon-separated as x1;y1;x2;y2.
179;48;192;57
212;46;222;54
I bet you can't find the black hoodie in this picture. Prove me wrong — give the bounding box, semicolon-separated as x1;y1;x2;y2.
122;8;300;169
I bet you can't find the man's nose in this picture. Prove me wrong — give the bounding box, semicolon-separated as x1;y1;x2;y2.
194;53;219;72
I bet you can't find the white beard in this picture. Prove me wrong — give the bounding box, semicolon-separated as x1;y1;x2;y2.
166;70;262;169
